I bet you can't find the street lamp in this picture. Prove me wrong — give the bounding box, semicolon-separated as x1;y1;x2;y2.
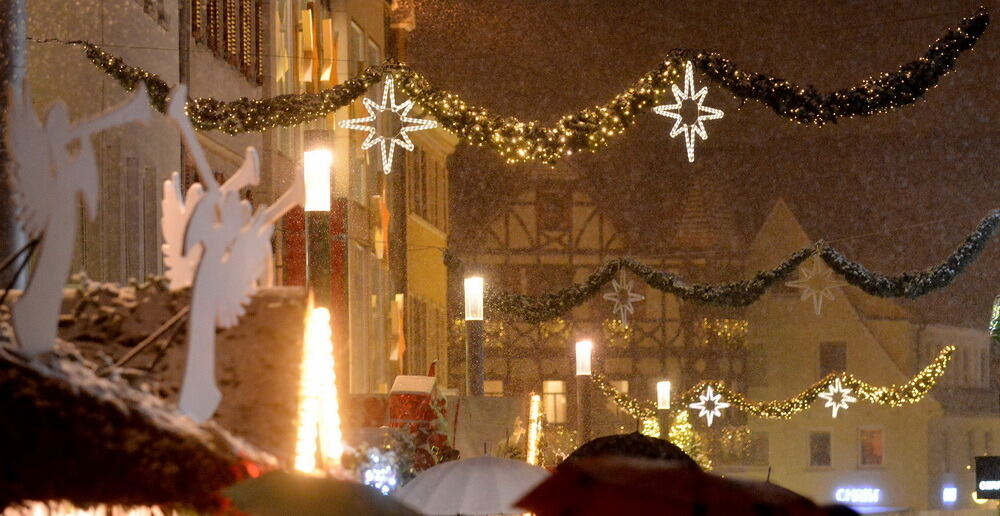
463;276;484;321
464;275;485;396
303;135;333;308
575;339;593;441
656;380;672;410
303;149;332;212
575;339;593;376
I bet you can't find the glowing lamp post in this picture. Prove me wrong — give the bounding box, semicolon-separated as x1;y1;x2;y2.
656;379;671;435
303;138;333;308
576;339;593;441
526;393;542;465
575;340;593;376
656;380;672;410
303;149;332;212
464;276;485;396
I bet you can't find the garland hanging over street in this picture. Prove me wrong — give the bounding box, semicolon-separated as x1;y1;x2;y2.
445;209;1000;322
70;7;987;163
592;344;955;422
673;7;989;126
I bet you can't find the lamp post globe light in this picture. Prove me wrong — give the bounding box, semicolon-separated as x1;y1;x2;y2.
464;275;485;395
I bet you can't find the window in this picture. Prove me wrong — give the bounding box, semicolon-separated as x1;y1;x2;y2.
859;428;884;467
349;22;365;76
747;432;769;466
810;431;832;467
542;380;567;424
747;344;768;387
820;342;847;376
367;38;381;70
195;0;260;82
484;380;504;397
536;187;571;232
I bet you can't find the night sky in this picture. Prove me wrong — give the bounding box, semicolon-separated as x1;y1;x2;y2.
406;0;1000;328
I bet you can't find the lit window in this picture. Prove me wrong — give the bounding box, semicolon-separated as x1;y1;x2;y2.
810;431;832;467
484;380;504;398
859;428;884;466
542;380;567;424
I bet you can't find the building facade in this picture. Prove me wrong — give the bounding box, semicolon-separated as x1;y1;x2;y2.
28;0;265;284
27;0;455;402
450;171;1000;512
730;200;1000;513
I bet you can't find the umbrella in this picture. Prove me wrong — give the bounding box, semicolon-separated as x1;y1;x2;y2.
564;431;700;469
392;456;550;515
517;456;857;516
224;470;420;516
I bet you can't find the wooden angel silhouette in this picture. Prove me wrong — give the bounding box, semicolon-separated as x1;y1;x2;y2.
165;86;305;421
6;81;150;356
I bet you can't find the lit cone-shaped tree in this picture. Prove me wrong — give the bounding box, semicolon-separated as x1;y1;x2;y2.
668;411;711;470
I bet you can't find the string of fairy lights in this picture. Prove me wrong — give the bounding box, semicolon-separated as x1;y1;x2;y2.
592;345;956;427
51;6;987;166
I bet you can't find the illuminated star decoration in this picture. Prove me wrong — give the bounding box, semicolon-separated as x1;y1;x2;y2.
339;75;437;174
818;378;857;418
653;61;724;163
602;272;645;326
688;385;730;427
785;258;847;315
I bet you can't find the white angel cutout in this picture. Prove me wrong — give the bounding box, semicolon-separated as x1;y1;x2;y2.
165;86;305;421
6;81;151;356
161;146;263;290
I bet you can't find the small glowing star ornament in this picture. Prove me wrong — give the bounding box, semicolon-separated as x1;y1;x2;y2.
689;385;730;427
339;75;437;174
602;272;645;326
818;377;857;418
653;61;724;163
785;258;846;315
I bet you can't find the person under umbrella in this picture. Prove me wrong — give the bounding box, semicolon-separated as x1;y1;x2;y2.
518;456;856;516
392;456;550;515
564;431;700;470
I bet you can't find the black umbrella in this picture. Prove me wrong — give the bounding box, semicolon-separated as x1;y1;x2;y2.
564;432;700;470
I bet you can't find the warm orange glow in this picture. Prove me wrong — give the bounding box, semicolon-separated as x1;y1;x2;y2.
526;394;542;465
294;306;343;474
8;503;167;515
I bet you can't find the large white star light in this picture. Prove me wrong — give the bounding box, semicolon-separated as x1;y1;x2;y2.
785;258;847;315
602;272;645;326
339;75;437;174
653;61;724;163
818;378;857;418
689;385;730;427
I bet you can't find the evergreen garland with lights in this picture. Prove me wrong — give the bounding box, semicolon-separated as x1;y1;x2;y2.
445;209;1000;323
593;345;954;422
67;6;987;163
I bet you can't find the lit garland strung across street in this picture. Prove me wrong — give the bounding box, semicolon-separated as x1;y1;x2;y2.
592;345;955;422
67;6;986;160
675;7;988;126
444;209;1000;323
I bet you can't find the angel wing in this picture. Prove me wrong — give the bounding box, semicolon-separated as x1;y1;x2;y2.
214;211;274;328
5;82;55;238
161;172;205;290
